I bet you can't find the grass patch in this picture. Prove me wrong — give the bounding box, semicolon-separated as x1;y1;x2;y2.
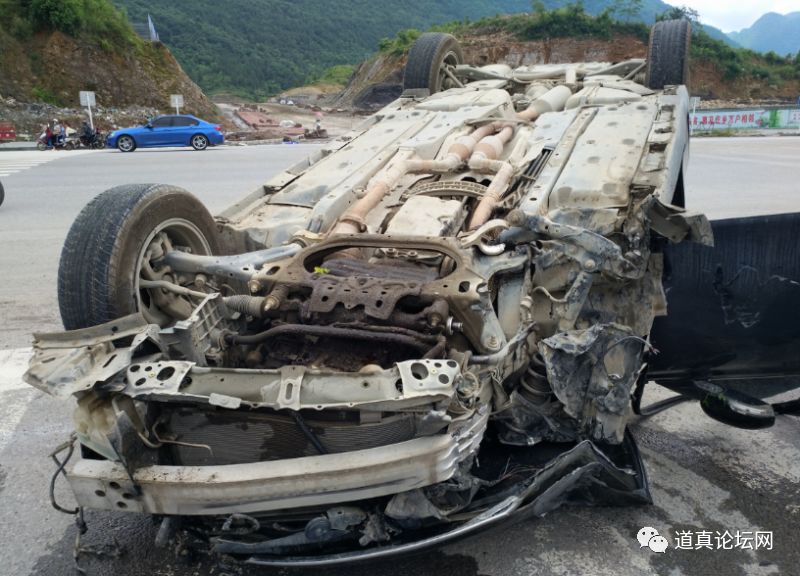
378;29;422;56
310;64;356;87
0;0;141;53
31;85;61;105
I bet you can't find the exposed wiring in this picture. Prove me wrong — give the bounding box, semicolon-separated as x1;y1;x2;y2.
49;435;79;515
288;411;328;455
152;424;214;454
604;335;657;357
531;285;568;304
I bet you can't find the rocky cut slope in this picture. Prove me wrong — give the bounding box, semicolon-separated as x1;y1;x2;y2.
0;0;215;123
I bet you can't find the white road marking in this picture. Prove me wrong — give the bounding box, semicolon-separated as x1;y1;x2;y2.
0;150;96;177
0;348;35;453
0;347;32;392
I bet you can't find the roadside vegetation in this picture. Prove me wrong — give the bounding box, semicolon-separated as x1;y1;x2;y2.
308;64;357;88
0;0;139;50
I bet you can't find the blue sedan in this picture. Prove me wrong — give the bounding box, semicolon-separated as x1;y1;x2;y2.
107;114;224;152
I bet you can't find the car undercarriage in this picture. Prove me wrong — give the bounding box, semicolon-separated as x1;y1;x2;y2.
24;21;800;567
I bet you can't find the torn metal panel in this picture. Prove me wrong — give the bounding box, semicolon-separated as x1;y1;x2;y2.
26;314;160;399
539;324;645;443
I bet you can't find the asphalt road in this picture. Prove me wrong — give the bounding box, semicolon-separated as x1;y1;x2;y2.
685;136;800;219
0;143;321;349
0;137;798;576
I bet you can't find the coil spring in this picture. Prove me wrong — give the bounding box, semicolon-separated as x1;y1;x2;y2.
519;353;551;404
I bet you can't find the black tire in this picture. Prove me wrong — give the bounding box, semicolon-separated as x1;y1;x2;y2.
116;135;136;152
190;133;208;151
37;141;47;151
58;184;221;330
645;19;691;90
403;33;464;94
0;181;4;208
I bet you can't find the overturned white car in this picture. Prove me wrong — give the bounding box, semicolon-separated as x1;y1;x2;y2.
25;20;800;567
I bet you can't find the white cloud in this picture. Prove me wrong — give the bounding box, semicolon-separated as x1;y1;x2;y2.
675;0;800;32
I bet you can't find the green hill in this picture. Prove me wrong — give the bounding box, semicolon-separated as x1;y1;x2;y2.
112;0;738;99
112;0;532;99
0;0;213;114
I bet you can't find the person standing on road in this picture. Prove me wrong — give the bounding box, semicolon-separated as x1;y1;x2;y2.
44;122;54;149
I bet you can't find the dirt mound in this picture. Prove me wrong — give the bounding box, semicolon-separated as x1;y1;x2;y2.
332;54;405;111
459;30;647;67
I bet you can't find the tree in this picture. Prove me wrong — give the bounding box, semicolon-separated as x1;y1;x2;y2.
609;0;643;21
657;6;700;24
29;0;82;32
531;0;546;15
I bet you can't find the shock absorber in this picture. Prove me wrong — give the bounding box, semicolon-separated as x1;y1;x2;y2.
518;353;551;404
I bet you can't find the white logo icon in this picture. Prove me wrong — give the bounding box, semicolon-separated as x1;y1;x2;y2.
637;527;669;553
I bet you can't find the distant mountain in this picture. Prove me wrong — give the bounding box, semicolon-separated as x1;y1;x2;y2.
111;0;739;98
728;12;800;56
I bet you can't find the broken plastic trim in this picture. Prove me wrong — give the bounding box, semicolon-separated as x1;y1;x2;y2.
239;430;650;567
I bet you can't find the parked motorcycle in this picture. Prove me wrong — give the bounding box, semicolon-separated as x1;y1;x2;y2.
78;128;106;149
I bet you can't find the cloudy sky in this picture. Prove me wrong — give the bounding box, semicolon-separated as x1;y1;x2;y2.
677;0;799;32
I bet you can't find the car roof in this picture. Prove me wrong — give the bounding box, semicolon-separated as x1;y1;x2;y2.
154;114;203;121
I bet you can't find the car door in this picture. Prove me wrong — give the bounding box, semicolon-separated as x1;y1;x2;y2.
140;116;174;146
648;213;800;395
170;116;200;146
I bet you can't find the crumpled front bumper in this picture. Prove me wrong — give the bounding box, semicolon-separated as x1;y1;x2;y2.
231;431;651;567
66;410;488;516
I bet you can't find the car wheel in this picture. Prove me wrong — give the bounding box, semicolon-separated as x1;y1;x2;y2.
403;33;464;94
116;135;136;152
0;181;4;208
191;134;209;151
645;19;691;90
58;183;221;330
